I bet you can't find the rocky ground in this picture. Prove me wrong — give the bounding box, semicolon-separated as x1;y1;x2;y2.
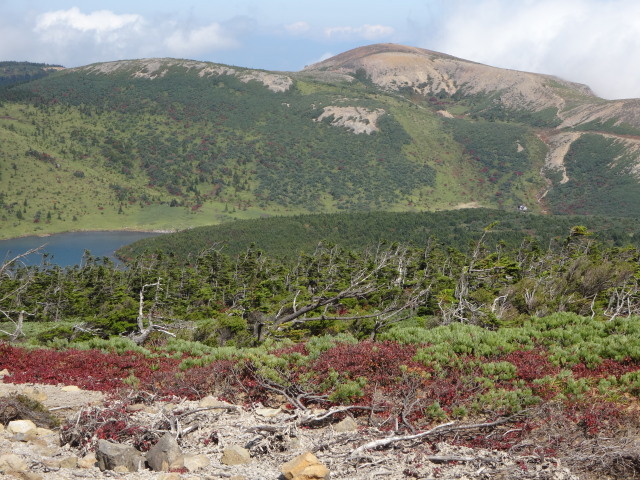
0;375;581;480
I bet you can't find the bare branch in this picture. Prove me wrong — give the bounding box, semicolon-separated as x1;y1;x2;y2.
349;416;515;459
0;245;46;278
0;309;32;341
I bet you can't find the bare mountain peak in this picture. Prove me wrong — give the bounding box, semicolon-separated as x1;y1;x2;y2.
305;43;597;113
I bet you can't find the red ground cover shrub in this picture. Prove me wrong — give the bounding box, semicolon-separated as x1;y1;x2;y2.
0;343;178;393
500;349;560;381
571;357;640;379
311;340;422;387
145;359;240;400
271;342;308;357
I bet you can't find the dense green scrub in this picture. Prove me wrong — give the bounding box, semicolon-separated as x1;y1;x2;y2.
2;222;640;344
118;208;640;261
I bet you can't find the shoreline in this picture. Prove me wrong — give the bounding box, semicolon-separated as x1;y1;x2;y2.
0;227;177;242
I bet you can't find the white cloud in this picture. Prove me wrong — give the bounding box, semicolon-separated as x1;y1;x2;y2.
28;8;148;63
431;0;640;99
285;21;310;35
165;23;239;56
13;7;242;66
35;7;143;35
324;24;394;41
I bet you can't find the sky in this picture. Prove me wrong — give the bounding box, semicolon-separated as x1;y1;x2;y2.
2;0;640;100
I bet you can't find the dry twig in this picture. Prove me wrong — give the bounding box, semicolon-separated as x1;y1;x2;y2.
349;416;515;459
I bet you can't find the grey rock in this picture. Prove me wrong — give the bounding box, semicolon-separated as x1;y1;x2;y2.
96;439;146;472
146;432;184;472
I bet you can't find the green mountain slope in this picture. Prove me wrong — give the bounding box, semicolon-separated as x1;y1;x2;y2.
2;45;640;239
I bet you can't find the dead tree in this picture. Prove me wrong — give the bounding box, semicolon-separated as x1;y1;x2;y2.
0;246;44;342
129;278;176;345
0;309;30;342
251;244;430;341
440;224;495;324
604;279;640;321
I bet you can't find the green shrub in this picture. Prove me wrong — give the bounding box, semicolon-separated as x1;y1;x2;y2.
620;371;640;396
70;336;153;356
473;387;541;414
424;401;448;421
328;377;367;403
305;333;358;359
481;361;517;380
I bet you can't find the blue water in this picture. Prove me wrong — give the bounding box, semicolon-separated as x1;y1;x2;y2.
0;231;160;267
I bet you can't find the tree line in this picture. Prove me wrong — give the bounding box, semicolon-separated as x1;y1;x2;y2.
2;224;640;347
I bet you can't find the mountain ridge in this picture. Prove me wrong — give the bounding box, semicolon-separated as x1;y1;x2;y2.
2;43;640;239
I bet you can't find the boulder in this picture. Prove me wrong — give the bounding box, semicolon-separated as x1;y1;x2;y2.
0;453;29;473
78;453;97;469
281;451;330;480
8;419;39;441
146;432;184;472
35;427;56;437
96;439;145;472
183;453;210;472
221;445;251;465
7;419;37;435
